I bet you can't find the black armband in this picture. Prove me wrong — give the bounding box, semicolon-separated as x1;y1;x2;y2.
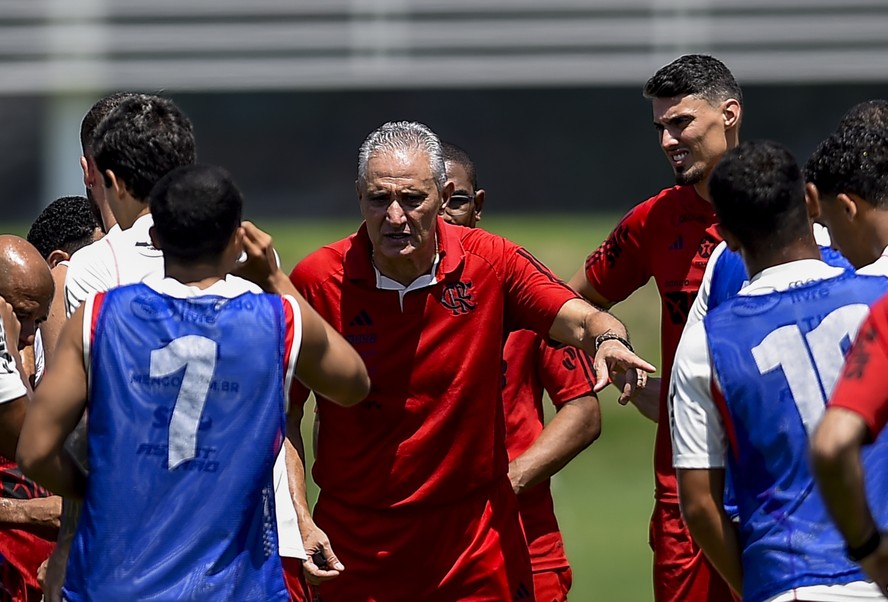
846;529;881;562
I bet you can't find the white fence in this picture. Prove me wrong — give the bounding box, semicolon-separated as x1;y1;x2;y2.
0;0;886;93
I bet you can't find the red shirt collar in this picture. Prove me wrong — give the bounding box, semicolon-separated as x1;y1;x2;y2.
343;217;466;284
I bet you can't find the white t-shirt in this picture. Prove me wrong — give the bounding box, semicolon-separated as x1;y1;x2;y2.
670;259;882;601
856;245;888;277
65;215;162;317
63;217;304;558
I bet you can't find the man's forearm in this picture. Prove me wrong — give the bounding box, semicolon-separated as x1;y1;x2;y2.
812;410;878;547
678;468;743;595
285;408;314;528
18;447;86;499
0;496;61;538
0;397;26;459
509;396;600;494
549;298;628;351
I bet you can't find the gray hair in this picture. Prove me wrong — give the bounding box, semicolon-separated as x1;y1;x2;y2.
357;121;447;190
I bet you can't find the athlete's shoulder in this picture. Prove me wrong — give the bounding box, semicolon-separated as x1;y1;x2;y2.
291;235;352;288
455;222;514;255
637;184;695;211
857;255;888;277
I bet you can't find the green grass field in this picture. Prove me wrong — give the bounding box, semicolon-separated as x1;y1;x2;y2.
262;214;661;602
5;214;661;601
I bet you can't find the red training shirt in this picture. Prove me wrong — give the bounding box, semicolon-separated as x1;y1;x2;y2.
829;295;888;439
290;218;579;509
502;330;596;572
583;185;719;503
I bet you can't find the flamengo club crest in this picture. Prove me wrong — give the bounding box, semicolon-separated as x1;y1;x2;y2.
441;281;476;316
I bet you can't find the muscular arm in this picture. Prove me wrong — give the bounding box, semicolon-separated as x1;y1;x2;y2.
677;468;743;596
285;405;345;583
0;496;61;539
508;394;600;495
239;222;370;406
548;298;656;400
811;408;879;550
15;307;88;498
567;268;614;309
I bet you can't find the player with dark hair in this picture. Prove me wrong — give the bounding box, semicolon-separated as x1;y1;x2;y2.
45;93;199;602
812;282;888;599
64;93;196;314
836;99;888;132
16;164;370;601
79;91;141;232
440;141;600;601
27;197;102;263
672;140;888;601
25;195;104;386
806;124;888;274
568;54;741;601
289;121;653;601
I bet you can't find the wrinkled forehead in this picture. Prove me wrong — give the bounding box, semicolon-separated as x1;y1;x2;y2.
363;151;437;188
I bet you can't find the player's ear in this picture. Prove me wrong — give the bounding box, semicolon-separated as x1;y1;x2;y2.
716;224;741;252
473;189;486;222
80;155;90;189
440;181;454;212
804;183;821;220
232;225;245;256
836;193;859;221
148;226;163;251
47;249;70;269
722;98;741;130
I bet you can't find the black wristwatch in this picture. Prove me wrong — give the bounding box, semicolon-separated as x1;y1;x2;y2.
846;529;882;562
594;332;634;354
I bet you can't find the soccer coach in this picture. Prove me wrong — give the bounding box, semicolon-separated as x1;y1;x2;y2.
288;121;655;601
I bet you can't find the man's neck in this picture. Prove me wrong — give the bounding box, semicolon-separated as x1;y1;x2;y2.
373;245;437;287
163;261;228;290
866;213;888;262
743;240;821;279
117;203;151;231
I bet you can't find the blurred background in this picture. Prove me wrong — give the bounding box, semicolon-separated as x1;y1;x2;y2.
1;0;888;218
3;0;888;599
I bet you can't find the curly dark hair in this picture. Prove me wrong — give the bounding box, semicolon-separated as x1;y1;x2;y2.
27;196;103;259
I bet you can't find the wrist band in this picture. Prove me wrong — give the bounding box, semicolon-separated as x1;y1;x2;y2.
594;332;634;354
847;529;882;561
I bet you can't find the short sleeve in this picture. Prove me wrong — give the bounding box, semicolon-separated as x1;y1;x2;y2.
280;295;303;412
537;338;597;407
501;243;579;338
670;321;727;469
583;205;652;304
829;301;888;439
287;260;322;409
65;241;115;317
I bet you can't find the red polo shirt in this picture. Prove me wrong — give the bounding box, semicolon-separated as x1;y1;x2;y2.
290;218;580;509
503;330;596;572
583;185;720;503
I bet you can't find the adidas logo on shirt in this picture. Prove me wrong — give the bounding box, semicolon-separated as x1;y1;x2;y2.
669;234;684;251
514;581;533;600
349;309;373;327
